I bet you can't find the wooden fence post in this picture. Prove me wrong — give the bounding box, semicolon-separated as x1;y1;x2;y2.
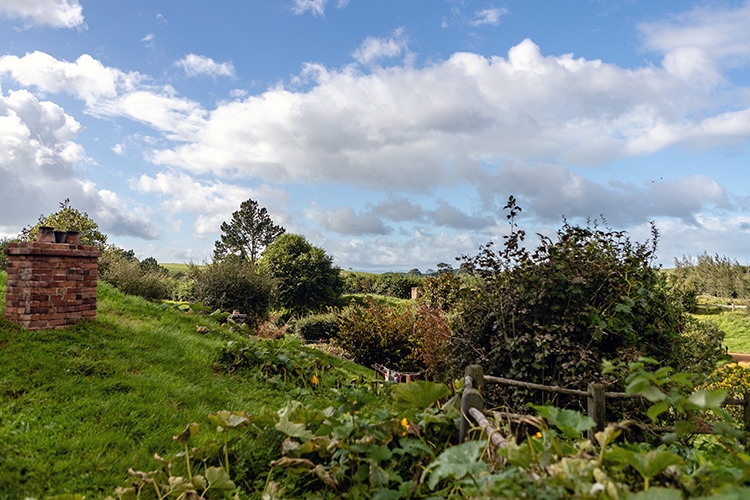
459;365;485;443
744;392;750;434
587;383;606;438
460;388;484;443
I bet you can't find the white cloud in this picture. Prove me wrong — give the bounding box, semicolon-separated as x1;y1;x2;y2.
292;0;327;17
147;38;736;189
470;7;508;27
175;54;235;79
352;28;409;65
112;143;124;155
133;172;289;236
0;51;142;106
640;1;750;68
0;87;155;239
0;0;83;28
141;33;155;42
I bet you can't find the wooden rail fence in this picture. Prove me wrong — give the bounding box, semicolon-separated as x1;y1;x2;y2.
459;364;750;445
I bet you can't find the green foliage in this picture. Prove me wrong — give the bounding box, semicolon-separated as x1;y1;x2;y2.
342;271;423;299
418;271;462;311
99;248;172;301
213;198;285;264
0;237;15;271
335;298;424;372
20;198;108;249
450;198;718;414
262;233;343;316
292;312;339;342
190;257;271;327
692;310;750;353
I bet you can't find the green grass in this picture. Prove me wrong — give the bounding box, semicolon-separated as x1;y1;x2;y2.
341;293;411;308
161;262;194;275
692;308;750;353
0;273;371;498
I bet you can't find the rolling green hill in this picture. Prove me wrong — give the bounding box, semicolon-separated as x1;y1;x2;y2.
0;273;372;498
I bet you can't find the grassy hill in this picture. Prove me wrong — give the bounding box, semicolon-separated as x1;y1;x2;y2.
0;272;372;499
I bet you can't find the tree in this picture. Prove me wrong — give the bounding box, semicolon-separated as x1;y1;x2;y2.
20;199;108;249
262;234;343;316
214;198;285;264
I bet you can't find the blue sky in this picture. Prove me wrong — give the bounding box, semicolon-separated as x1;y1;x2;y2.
1;0;750;271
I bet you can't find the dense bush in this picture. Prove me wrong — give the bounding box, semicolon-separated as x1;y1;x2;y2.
190;257;271;328
448;199;722;412
99;249;172;301
342;272;423;299
0;237;14;271
262;234;343;316
418;272;462;311
292;312;339;341
335;298;450;374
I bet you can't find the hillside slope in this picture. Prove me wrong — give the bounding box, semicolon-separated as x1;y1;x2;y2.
0;275;371;498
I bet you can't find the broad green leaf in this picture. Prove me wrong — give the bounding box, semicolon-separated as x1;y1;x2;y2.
368;444;393;463
276;413;314;440
609;446;683;480
208;410;250;430
422;440;487;490
173;422;199;443
373;488;401;500
191;475;207;490
370;464;390;485
640;386;667;402
626;487;683;500
396;438;434;458
113;488;137;500
530;405;595;439
167;476;194;495
626;377;651;395
688;389;727;409
391;381;450;411
206;466;236;490
647;401;670;422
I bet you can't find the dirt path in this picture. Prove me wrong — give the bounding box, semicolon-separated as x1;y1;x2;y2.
729;353;750;363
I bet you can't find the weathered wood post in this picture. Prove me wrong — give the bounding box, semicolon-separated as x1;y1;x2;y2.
460;365;485;443
587;383;606;438
743;392;750;435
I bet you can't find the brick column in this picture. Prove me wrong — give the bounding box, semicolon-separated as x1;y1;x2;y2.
3;239;101;330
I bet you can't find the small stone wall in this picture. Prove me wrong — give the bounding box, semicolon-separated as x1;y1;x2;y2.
3;235;100;330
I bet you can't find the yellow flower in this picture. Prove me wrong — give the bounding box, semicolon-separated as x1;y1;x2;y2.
534;432;542;438
401;418;409;429
311;375;319;386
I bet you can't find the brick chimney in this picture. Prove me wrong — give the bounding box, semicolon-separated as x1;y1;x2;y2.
3;228;101;330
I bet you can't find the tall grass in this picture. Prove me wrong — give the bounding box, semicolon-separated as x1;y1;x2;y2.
0;275;369;498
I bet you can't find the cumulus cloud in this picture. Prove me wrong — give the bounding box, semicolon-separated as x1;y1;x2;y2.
133;172;289;236
469;162;729;226
292;0;327;16
306;204;390;235
0;87;155;239
352;28;409;65
0;51;142;106
640;1;750;68
175;54;235;79
470;7;508;27
0;0;84;28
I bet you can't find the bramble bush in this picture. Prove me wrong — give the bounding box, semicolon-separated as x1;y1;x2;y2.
418;271;462;312
291;312;339;342
449;197;725;414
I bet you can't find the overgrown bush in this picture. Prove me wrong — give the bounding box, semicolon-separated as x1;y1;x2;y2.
335;298;450;374
449;198;722;413
418;272;462;311
190;257;271;328
0;237;14;271
292;312;339;342
99;249;172;301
